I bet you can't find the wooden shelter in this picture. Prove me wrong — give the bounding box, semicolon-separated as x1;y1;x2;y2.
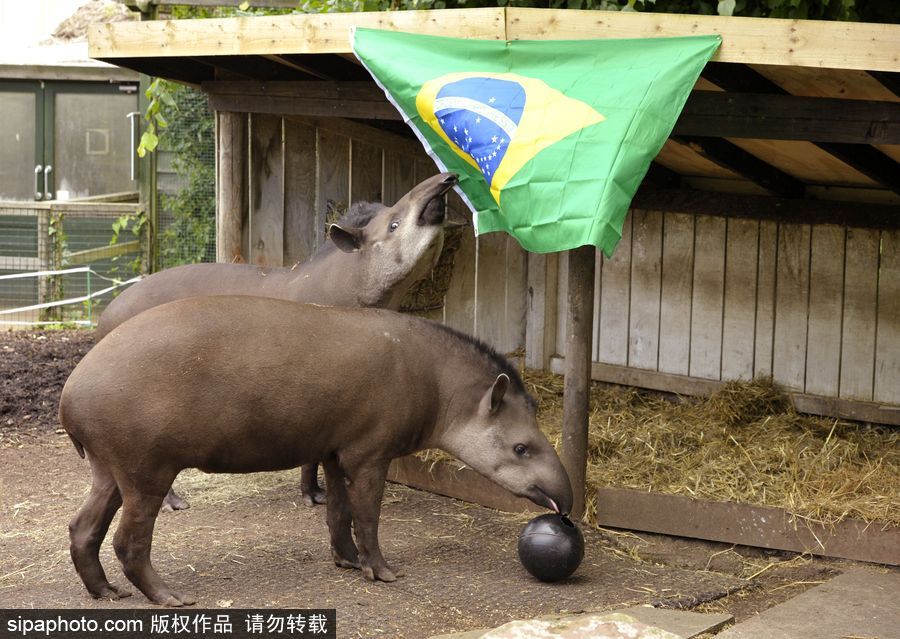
89;8;900;524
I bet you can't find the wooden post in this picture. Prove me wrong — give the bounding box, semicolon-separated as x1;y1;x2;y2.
36;210;50;320
561;244;596;519
217;111;246;263
137;5;158;273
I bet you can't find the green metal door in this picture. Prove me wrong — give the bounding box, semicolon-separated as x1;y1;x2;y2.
0;81;43;201
44;82;139;200
0;80;138;201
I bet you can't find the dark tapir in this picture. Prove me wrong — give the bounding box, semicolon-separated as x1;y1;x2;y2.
62;296;573;606
98;172;458;510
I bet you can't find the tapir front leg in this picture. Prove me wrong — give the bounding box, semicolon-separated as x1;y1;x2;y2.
343;461;404;582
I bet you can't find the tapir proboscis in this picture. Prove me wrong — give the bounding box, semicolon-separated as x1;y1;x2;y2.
97;172;459;511
61;296;573;606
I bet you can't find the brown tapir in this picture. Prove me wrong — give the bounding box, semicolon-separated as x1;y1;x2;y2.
61;296;573;606
98;172;459;511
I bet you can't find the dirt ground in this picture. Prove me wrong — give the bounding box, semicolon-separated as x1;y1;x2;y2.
0;330;887;638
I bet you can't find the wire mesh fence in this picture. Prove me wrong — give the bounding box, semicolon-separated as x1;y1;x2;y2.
156;83;216;270
0;203;144;326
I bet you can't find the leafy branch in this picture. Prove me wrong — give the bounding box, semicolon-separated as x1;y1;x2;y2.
109;212;148;275
137;78;174;157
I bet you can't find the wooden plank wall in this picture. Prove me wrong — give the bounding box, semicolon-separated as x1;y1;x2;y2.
218;112;527;355
554;210;900;414
218;108;899;420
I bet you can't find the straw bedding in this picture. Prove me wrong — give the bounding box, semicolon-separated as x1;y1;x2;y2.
421;371;899;529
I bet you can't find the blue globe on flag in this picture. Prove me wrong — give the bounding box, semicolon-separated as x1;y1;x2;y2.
434;77;525;186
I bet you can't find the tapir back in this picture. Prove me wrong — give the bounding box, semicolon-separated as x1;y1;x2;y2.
95;262;345;339
63;297;442;474
96;173;457;340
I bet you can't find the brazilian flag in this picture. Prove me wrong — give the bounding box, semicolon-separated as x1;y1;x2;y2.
353;28;720;256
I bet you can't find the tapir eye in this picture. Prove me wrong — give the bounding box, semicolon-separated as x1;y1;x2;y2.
514;444;528;456
389;220;400;232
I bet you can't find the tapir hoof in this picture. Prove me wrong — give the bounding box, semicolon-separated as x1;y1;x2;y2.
92;584;132;600
160;490;190;513
302;487;327;508
156;591;197;607
332;547;361;570
362;563;404;582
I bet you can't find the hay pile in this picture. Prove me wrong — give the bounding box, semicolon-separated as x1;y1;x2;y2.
51;1;136;42
423;372;900;528
400;225;464;315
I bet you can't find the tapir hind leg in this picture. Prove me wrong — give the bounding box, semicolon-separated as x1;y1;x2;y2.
161;487;190;512
300;463;327;507
322;459;359;569
344;461;404;582
68;457;130;600
112;475;196;607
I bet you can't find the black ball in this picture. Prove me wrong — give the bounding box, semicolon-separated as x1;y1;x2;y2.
517;514;584;582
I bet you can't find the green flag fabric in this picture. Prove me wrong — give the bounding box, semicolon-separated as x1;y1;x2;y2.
352;28;720;256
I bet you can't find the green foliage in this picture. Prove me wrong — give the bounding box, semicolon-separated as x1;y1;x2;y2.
158;0;899;20
292;0;896;20
43;212;68;322
132;75;215;269
109;212;147;274
137;78;174;157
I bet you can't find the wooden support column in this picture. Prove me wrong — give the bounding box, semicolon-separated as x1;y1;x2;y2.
136;5;158;273
216;111;246;263
561;244;596;519
36;210;50;306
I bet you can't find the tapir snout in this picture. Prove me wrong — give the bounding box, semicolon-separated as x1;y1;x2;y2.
522;449;574;516
399;172;457;226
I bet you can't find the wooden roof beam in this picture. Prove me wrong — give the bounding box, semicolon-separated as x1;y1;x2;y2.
90;8;506;60
673;137;806;198
192;55;322;81
204;81;399;120
678;92;900;145
869;71;900;97
201;80;900;144
278;54;372;82
817;143;900;194
90;8;900;72
112;56;212;86
703;62;900;193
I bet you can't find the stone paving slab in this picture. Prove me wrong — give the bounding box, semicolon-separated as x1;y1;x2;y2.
716;568;900;639
431;607;734;639
618;606;733;638
433;613;681;639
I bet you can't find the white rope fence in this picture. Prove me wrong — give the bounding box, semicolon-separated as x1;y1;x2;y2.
0;267;142;326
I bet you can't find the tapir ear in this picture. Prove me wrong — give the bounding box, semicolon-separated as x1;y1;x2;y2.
481;373;510;415
329;224;365;253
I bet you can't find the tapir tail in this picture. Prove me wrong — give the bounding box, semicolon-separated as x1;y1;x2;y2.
58;386;85;458
67;433;86;459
